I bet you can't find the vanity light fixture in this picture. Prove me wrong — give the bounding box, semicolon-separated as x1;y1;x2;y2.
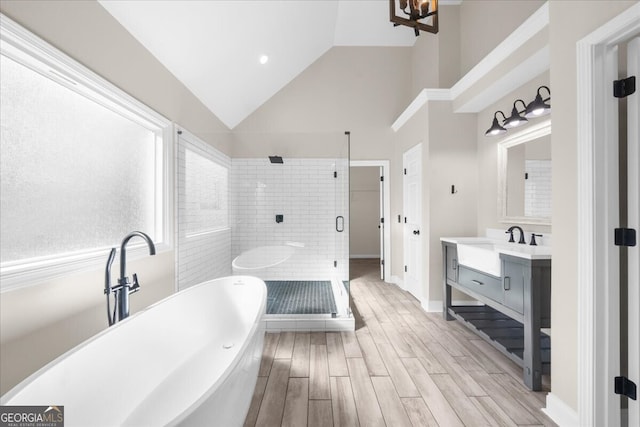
485;111;507;137
390;0;438;36
504;99;529;128
485;86;551;137
524;85;551;118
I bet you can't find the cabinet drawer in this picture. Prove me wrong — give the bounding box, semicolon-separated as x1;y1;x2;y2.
457;266;503;303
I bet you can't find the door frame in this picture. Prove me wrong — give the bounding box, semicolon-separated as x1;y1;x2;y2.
576;4;640;426
350;160;391;281
625;36;640;427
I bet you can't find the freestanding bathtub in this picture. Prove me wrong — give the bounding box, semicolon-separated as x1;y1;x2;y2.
0;275;267;427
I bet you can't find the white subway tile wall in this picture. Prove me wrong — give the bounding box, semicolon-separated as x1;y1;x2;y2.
524;159;552;218
176;134;232;290
230;158;349;282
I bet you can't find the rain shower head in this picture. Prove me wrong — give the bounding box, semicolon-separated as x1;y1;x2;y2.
268;156;283;164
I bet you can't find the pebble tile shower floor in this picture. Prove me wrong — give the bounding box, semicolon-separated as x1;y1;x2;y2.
265;281;337;315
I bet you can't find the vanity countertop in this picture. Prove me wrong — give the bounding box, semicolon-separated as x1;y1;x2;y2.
440;236;551;260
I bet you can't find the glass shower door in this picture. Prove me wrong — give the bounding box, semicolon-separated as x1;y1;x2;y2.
229;131;352;329
334;154;350;318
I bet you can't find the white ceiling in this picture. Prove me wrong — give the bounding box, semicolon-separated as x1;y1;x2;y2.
99;0;441;129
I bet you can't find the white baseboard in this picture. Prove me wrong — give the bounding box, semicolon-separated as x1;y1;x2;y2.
541;393;579;427
388;275;404;287
349;255;380;259
263;317;355;332
422;300;441;313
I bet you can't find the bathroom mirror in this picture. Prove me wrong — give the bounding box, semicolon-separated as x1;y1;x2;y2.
497;119;551;225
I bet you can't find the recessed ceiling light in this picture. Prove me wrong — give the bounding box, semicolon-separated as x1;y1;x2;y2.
259;55;269;65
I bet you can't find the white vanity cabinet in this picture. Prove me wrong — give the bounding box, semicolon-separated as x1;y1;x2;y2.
442;240;551;391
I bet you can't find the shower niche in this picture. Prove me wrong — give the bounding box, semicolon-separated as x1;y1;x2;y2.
229;132;352;331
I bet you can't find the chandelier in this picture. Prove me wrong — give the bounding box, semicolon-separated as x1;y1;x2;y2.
390;0;439;36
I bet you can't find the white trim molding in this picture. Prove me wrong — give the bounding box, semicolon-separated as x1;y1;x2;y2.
454;46;549;114
576;3;640;427
388;275;404;287
422;300;442;313
496;119;552;226
449;2;549;101
542;393;579;427
391;2;549;132
0;14;168;130
0;14;173;291
391;89;451;131
350;160;391;282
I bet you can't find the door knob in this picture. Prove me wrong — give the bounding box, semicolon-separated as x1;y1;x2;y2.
413;230;420;235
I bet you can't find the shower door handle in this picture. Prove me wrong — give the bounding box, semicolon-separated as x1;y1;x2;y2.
336;216;344;232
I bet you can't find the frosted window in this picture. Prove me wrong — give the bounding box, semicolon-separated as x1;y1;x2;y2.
184;149;228;235
0;54;158;263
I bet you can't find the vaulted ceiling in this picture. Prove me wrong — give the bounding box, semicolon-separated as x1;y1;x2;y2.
99;1;450;129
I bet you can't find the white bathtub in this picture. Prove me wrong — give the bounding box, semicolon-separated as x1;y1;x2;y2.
1;275;267;427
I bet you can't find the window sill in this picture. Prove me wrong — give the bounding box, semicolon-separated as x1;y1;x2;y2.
0;243;172;293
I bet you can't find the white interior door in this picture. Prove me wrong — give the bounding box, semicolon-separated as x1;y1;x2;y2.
379;166;385;280
626;36;639;427
403;144;422;301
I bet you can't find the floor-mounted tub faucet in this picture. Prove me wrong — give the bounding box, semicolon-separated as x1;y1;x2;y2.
104;231;156;326
506;226;526;244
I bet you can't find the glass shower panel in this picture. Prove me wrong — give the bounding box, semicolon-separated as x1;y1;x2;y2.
230;132;350;322
334;143;350;318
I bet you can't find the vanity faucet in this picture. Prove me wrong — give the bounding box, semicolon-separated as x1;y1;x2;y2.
530;233;543;246
506;226;526;244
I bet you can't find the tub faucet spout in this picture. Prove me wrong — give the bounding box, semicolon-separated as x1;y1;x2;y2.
104;231;156;326
117;231;156;323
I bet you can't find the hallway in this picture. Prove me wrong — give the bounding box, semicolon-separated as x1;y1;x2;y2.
244;259;556;426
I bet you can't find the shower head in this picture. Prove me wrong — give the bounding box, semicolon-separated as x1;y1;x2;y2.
268;156;283;164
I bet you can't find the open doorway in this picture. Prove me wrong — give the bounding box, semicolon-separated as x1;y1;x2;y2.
350;161;391;281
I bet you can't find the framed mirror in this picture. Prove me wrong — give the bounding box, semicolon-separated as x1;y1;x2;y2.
497;119;551;225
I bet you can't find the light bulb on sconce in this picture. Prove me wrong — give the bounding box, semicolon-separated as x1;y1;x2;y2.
485;86;551;137
524;85;551;118
485;111;507;137
504;99;528;128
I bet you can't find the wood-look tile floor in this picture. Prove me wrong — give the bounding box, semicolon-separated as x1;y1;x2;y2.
244;259;556;427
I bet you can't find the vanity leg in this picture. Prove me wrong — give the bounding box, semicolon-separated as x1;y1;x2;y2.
523;268;542;391
444;283;454;320
442;242;457;321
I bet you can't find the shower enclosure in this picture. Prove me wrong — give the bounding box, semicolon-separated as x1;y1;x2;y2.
229;132;351;330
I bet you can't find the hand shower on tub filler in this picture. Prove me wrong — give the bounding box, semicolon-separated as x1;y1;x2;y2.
104;231;156;326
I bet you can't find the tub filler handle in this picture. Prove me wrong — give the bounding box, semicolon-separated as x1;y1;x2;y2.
103;231;156;326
